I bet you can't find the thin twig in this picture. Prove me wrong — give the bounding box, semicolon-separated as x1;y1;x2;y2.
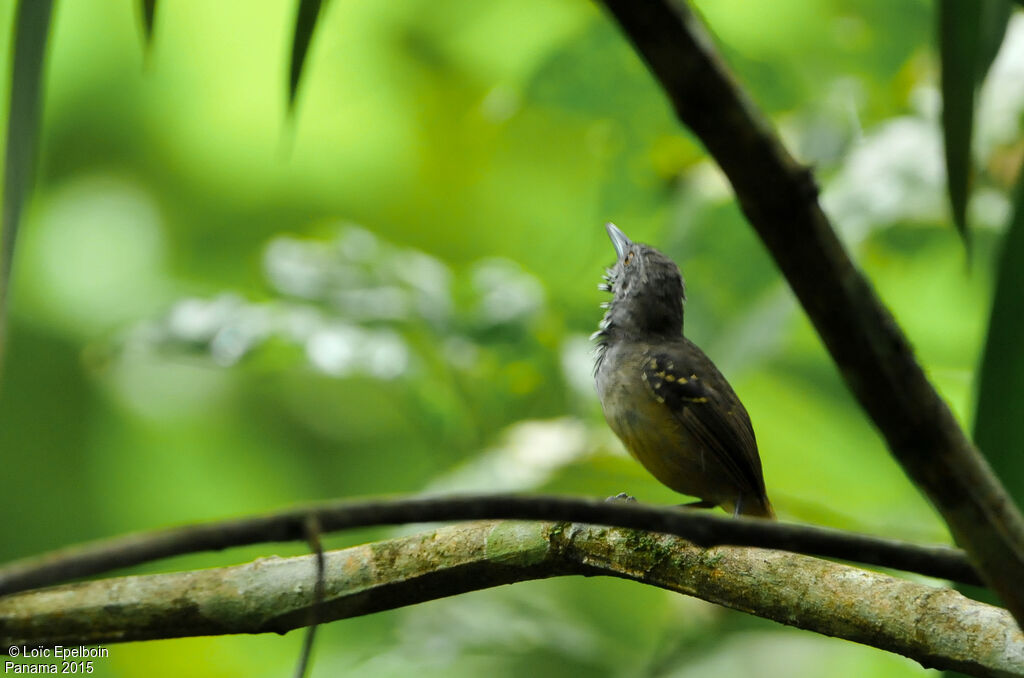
292;514;324;678
0;494;980;597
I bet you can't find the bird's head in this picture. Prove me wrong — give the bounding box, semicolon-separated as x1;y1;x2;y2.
598;223;685;340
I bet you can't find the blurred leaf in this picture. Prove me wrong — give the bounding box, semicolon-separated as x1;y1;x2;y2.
952;145;1024;652
139;0;157;44
978;0;1012;77
288;0;325;110
1;0;54;372
974;169;1024;511
937;0;1010;247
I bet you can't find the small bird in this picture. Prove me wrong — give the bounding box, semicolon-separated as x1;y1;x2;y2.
594;223;774;518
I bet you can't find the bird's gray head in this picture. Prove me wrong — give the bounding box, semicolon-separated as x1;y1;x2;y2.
596;223;685;343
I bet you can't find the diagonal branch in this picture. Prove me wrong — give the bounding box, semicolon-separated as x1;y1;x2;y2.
1;521;1019;677
595;0;1024;622
0;494;980;596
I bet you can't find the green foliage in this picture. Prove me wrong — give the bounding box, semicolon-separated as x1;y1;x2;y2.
288;0;325;110
2;0;1024;676
1;0;52;368
936;0;1012;244
138;0;157;45
975;172;1024;510
937;0;981;244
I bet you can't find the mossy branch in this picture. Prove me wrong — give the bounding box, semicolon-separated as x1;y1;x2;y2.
1;521;1019;677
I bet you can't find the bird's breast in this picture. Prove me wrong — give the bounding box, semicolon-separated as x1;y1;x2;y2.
597;344;685;466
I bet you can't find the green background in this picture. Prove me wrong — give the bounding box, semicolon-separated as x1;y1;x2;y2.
2;0;1022;675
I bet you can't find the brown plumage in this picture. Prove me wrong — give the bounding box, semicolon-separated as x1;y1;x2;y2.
594;223;773;518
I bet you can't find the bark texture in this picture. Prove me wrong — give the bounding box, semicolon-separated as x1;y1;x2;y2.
2;522;1021;677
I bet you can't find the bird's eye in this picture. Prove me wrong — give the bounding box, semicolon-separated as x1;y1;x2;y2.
624;252;634;266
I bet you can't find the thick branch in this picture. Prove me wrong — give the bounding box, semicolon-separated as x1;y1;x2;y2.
0;494;979;596
596;0;1024;621
1;522;1019;677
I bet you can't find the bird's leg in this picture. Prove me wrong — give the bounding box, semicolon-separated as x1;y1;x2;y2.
733;493;744;517
605;492;637;503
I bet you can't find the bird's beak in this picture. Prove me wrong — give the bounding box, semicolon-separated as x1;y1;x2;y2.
605;222;631;259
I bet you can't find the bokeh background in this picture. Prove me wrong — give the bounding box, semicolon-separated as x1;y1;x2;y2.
2;0;1023;676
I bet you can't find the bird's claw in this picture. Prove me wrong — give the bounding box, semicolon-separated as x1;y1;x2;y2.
677;499;717;510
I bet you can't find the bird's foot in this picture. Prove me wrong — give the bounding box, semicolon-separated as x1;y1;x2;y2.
605;492;637;503
677;499;717;510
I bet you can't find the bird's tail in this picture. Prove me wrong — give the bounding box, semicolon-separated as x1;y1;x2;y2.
737;493;775;519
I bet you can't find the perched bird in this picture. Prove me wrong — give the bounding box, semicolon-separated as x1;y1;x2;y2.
594;223;774;518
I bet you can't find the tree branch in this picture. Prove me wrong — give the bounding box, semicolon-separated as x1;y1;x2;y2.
595;0;1024;622
0;495;980;596
1;521;1019;677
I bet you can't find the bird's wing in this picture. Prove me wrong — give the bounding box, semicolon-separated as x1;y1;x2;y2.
641;350;765;496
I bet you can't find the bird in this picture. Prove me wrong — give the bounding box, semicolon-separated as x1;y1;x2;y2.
593;222;774;518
